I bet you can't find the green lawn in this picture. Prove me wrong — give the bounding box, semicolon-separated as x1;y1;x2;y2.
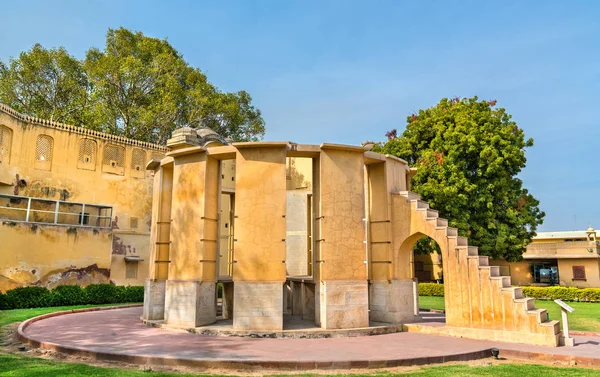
0;353;597;377
419;296;600;332
0;303;138;327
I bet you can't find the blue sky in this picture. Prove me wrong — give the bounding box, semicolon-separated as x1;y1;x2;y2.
1;1;598;231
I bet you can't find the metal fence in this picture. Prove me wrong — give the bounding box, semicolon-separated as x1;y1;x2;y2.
0;194;112;228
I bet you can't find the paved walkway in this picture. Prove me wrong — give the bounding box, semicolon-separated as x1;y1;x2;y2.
19;307;600;369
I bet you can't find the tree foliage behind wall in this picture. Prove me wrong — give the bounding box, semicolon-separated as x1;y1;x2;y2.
376;97;544;261
0;28;265;144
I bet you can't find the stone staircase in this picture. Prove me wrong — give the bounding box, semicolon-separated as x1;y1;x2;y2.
397;191;561;344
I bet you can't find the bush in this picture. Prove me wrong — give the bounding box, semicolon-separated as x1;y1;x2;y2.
418;283;445;296
0;284;146;310
418;283;600;302
3;286;52;309
117;286;144;303
84;284;120;304
50;285;88;306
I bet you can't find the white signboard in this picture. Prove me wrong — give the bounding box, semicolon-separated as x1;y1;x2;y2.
554;299;575;313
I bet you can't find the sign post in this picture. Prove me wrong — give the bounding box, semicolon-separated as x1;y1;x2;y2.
554;299;575;347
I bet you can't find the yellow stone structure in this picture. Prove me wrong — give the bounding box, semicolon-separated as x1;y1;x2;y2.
0;104;165;291
143;127;561;346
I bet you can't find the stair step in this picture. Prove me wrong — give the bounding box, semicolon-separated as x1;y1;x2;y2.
540;320;561;334
448;236;468;246
478;256;489;266
422;208;438;218
514;297;535;310
502;286;523;299
398;191;421;201
428;217;447;227
489;266;500;277
490;276;511;288
456;245;477;256
528;309;549;323
410;199;429;210
445;227;458;237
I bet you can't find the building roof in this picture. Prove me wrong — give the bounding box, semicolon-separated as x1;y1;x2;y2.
0;103;167;152
534;230;590;239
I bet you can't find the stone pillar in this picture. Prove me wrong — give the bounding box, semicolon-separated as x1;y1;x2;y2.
317;144;369;329
222;282;234;319
143;161;173;321
164;151;219;328
232;143;288;331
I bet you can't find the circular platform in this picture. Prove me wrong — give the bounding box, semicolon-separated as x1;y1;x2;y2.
17;306;600;370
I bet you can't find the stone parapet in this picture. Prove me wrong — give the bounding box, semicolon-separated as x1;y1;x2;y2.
369;279;419;324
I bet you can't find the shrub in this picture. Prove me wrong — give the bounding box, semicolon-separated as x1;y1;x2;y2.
418;283;600;302
50;285;88;306
117;286;144;303
418;282;445;296
3;286;52;309
84;284;120;304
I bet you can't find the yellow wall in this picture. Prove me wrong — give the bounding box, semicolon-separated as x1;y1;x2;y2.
489;259;533;286
557;259;600;288
0;105;164;291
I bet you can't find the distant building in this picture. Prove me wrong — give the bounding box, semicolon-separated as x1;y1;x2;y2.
0;103;165;292
414;227;600;288
491;227;599;288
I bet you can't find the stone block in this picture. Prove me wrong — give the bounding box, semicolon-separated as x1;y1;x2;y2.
369;279;417;324
319;280;368;329
142;279;166;321
164;280;216;327
233;281;283;331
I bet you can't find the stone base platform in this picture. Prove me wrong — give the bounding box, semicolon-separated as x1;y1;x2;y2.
143;313;404;339
17;306;600;371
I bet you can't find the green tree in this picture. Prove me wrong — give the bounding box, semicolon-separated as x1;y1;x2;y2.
0;44;88;124
376;97;544;261
85;27;265;143
0;28;265;144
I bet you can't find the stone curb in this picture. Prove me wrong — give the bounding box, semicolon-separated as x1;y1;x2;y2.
570;330;600;337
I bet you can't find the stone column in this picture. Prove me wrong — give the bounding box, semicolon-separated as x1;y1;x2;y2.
164;151;219;327
143;161;173;321
232;143;288;331
317;144;369;329
367;156;418;324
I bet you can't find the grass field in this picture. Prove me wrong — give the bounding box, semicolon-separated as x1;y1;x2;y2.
419;296;600;332
0;303;138;327
0;353;596;377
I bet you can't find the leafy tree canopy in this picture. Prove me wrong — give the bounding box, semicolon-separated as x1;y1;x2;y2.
375;97;544;261
0;28;265;144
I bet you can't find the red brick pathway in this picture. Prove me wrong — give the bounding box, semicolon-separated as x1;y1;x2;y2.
19;307;600;369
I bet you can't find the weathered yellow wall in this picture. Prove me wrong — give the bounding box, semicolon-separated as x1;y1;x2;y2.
233;145;287;282
413;253;443;281
0;105;164;291
0;221;112;290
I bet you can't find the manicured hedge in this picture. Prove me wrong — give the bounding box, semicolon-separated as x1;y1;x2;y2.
418;283;445;296
0;284;144;310
418;283;600;302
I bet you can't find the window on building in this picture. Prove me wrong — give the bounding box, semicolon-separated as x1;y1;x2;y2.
77;139;97;170
572;266;586;281
102;144;125;175
34;135;54;170
125;261;138;279
531;263;559;285
131;148;146;171
0;125;13;164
